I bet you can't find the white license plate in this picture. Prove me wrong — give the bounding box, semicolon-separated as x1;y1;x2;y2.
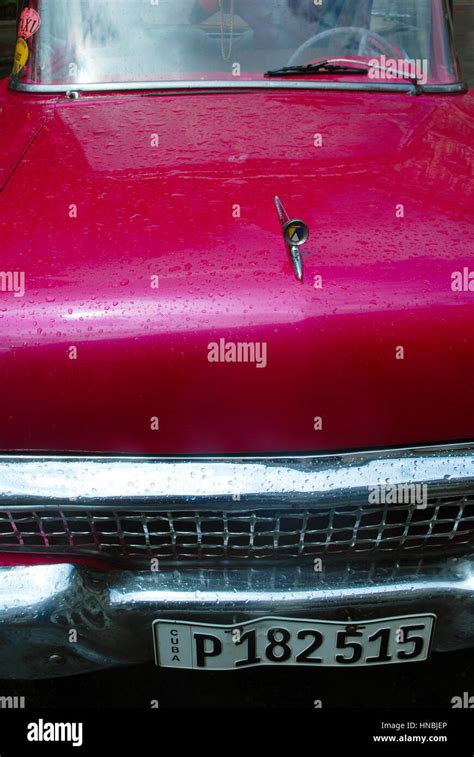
153;614;435;670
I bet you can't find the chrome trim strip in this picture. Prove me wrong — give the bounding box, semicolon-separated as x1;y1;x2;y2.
0;443;472;511
8;78;468;96
0;557;473;678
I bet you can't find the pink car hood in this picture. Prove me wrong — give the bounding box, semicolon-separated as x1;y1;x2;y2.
0;86;473;454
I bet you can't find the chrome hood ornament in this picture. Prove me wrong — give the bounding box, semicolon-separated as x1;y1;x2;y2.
274;196;309;282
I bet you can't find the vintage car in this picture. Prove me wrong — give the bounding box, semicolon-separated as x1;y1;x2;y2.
0;0;472;678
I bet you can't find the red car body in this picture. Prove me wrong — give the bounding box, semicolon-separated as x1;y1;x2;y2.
0;84;473;454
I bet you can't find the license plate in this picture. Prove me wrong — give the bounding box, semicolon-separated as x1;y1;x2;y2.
153;614;435;670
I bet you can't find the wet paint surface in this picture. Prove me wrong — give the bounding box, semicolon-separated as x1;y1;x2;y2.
0;83;473;454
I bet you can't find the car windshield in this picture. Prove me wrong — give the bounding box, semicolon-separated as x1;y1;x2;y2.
12;0;460;89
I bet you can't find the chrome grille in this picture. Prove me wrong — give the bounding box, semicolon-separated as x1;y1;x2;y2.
1;492;474;562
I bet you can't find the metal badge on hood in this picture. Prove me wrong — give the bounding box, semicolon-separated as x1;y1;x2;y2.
274;197;309;282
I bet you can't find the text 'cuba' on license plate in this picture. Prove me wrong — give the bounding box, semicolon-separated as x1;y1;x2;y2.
153;614;435;670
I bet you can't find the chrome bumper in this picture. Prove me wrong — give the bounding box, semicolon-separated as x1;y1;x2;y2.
0;443;473;509
0;556;473;678
0;443;473;678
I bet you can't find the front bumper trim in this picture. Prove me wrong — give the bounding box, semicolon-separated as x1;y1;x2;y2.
0;557;473;678
0;442;473;511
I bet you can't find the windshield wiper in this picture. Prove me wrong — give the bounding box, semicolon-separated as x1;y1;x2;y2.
266;61;369;77
265;58;424;95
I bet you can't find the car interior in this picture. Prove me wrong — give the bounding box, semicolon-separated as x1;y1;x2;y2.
27;0;432;84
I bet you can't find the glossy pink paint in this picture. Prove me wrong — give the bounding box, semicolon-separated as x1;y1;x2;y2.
0;81;473;454
0;550;118;569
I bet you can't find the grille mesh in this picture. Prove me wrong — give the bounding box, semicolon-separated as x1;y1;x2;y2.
1;493;474;562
